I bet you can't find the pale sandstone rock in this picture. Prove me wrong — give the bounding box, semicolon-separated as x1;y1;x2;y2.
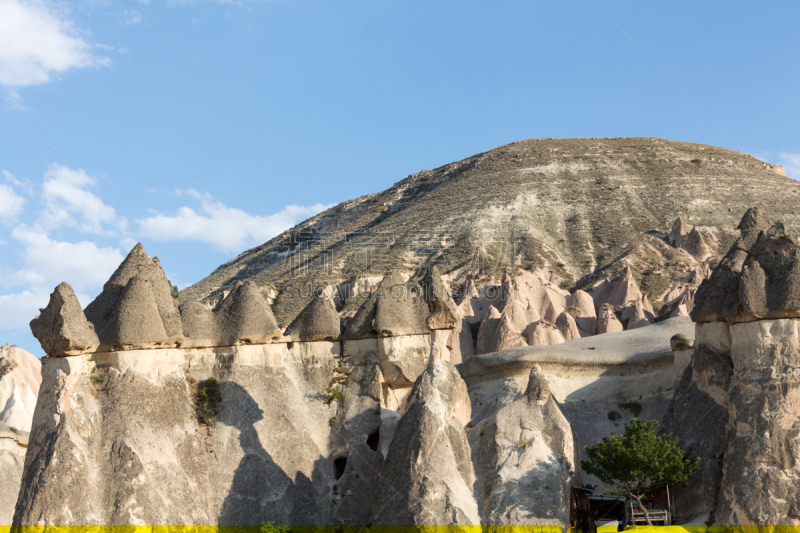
626;303;652;330
0;345;41;433
524;320;566;347
597;305;624;334
469;365;576;525
490;313;527;352
555;311;581;341
376;357;478;525
566;289;596;336
0;422;28;525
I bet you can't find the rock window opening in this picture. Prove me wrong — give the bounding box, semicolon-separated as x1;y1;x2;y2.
366;429;380;451
333;456;347;480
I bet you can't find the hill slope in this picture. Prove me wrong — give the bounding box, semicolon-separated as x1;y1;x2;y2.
182;137;795;326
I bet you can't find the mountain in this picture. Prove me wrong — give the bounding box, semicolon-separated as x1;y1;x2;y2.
181;137;794;327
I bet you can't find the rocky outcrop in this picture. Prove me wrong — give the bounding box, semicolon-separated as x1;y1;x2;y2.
30;283;99;356
0;345;39;525
596;304;623;334
670;217;712;261
469;365;576;525
284;295;342;341
85;243;183;345
668;208;800;525
376;347;478;525
0;423;28;525
342;272;431;340
0;345;41;433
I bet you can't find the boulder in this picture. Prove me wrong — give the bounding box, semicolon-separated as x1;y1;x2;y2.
30;282;99;356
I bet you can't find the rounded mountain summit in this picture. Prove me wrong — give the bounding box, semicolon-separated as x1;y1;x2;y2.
181;137;797;326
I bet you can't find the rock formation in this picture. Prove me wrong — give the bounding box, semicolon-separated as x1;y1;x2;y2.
0;423;28;525
667;207;800;524
30;283;99;356
0;345;40;525
469;365;576;525
284;295;341;341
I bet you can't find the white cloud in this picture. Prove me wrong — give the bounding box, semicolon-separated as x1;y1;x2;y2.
778;153;800;181
0;0;110;87
137;189;330;252
0;182;26;221
41;163;126;234
0;225;124;328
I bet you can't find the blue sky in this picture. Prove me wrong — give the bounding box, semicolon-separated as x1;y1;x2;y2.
2;0;800;355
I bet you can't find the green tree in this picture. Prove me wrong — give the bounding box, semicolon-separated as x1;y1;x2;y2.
581;418;699;526
169;280;180;300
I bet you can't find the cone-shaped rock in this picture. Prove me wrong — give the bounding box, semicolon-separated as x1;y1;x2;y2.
597;305;623;334
422;267;457;330
30;282;99;356
98;275;169;345
84;243;183;339
178;301;218;342
215;281;281;345
490;312;527;352
469;363;576;525
377;355;478;525
341;289;379;340
284;295;341;341
374;272;430;336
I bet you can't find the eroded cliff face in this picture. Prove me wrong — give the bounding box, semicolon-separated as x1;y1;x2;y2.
665;208;800;525
15;243;576;526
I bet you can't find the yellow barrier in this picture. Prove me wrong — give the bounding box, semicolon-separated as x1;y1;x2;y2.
2;526;800;533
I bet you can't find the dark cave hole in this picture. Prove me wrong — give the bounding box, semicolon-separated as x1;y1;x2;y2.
333;456;347;480
366;428;380;451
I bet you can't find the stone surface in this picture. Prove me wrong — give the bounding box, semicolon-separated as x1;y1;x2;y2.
284;295;341;341
30;283;99;356
0;344;41;433
0;422;28;525
468;365;576;525
459;317;691;423
84;243;183;343
376;356;478;525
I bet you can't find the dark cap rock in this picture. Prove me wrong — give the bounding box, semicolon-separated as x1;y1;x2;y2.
30;282;99;356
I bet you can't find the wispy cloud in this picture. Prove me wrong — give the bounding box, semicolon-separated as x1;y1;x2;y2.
40;164;127;235
0;0;110;87
137;189;331;252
